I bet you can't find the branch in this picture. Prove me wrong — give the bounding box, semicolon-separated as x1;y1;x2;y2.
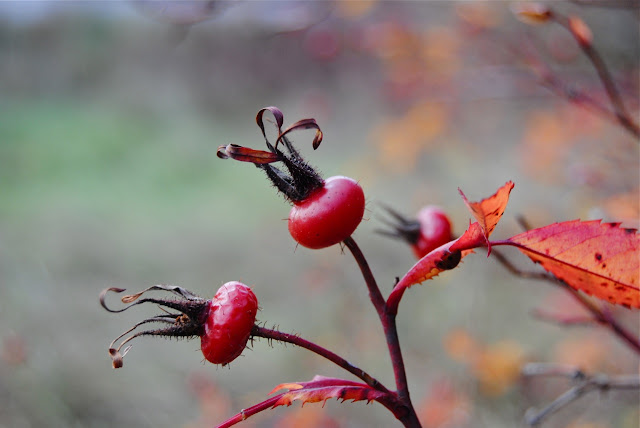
550;12;640;139
522;363;640;426
569;0;640;9
251;325;390;393
342;236;422;428
491;248;640;354
513;6;639;138
530;308;603;327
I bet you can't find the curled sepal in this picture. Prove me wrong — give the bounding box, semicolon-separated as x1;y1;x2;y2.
100;284;204;313
215;376;393;428
276;118;323;150
386;221;486;316
256;106;285;142
100;285;207;368
217;144;280;164
459;181;514;256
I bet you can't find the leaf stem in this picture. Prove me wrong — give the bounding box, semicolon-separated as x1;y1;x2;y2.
251;325;390;393
216;395;281;428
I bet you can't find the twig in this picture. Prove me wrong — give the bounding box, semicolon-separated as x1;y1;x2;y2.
569;0;640;9
491;248;640;354
516;34;637;136
530;308;603;327
251;325;390;393
522;363;640;426
550;12;640;139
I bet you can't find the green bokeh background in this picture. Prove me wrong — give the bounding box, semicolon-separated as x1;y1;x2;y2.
1;2;638;427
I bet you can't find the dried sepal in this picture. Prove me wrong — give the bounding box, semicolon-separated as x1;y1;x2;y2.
216;107;325;203
256;106;285;142
276;118;323;150
100;285;208;368
216;144;280;164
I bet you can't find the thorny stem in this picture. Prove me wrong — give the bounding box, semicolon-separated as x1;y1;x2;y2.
522;363;640;426
490;248;640;354
251;325;390;394
342;236;422;428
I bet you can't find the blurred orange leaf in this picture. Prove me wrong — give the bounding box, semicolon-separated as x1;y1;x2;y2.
418;379;471;427
459;181;514;254
498;220;640;308
553;334;607;373
511;2;552;25
443;328;481;364
472;340;526;396
568;16;592;47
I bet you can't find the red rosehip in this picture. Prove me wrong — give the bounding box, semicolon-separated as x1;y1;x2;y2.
288;176;365;249
102;282;259;368
217;108;368;250
201;281;258;365
378;204;454;259
411;205;454;258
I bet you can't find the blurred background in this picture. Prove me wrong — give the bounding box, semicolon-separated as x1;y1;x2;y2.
0;1;638;427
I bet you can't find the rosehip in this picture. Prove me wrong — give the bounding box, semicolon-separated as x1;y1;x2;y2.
101;282;258;368
378;204;454;259
412;206;454;258
288;176;365;249
217;107;367;249
200;281;258;365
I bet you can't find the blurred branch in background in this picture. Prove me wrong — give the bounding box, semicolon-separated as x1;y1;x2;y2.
512;2;639;138
522;363;640;426
569;0;640;9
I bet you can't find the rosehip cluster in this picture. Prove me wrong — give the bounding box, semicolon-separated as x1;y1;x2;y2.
378;204;454;259
217;107;365;249
101;107;366;370
101;282;258;367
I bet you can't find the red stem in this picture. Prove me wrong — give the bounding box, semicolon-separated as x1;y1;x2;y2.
251;325;390;393
342;237;422;428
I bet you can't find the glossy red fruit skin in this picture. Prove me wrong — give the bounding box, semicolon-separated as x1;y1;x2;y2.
412;205;453;259
200;282;258;365
288;176;365;249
